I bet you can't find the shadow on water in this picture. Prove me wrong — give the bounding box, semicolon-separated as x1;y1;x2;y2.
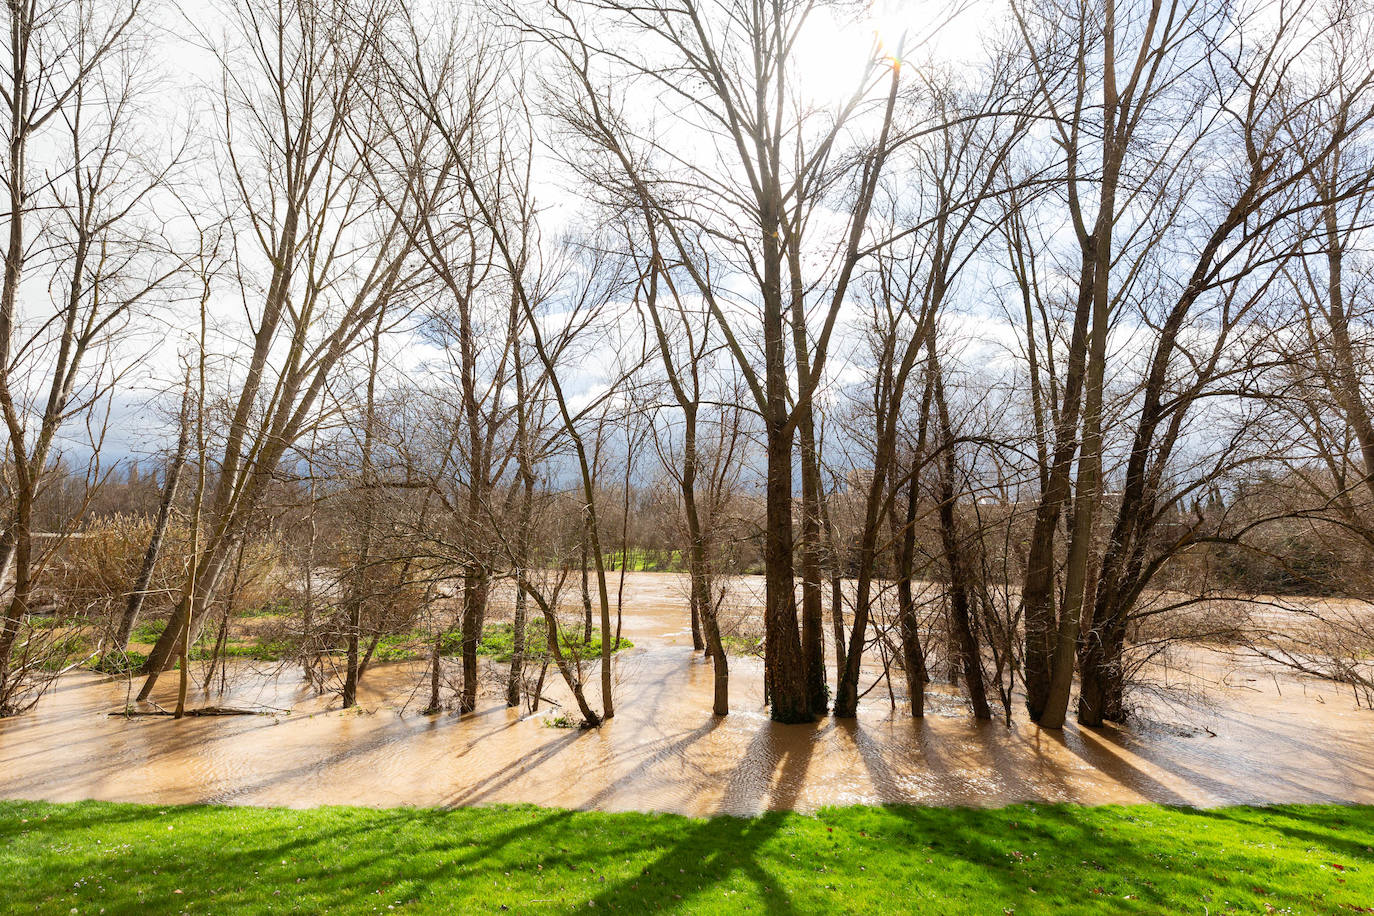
3;573;1374;813
1048;726;1196;806
443;727;591;807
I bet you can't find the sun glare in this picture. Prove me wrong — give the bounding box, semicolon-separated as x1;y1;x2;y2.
794;1;986;101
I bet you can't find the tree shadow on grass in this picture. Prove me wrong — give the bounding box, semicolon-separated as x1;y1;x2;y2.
1187;804;1374;863
0;800;594;913
580;723;821;913
8;798;1374;914
0;797;161;837
857;802;1269;911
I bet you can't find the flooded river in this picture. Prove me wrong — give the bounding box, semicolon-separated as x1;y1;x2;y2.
0;573;1370;814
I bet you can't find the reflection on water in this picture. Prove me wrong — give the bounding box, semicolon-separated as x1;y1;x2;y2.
0;573;1371;815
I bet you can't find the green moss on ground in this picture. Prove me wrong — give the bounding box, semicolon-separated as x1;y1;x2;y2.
1;799;1371;913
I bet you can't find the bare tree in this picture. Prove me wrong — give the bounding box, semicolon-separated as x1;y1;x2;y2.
0;0;182;709
530;0;905;722
834;51;1032;718
633;228;742;715
138;0;443;698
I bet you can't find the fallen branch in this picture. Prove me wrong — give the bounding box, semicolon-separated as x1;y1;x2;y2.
108;705;268;718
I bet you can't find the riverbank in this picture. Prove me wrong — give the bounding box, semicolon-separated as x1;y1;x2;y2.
2;799;1371;913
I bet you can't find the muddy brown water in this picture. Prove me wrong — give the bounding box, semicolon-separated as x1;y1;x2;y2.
0;572;1370;814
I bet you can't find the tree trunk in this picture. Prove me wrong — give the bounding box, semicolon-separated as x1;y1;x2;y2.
0;492;33;690
111;403;191;657
763;419;809;723
1021;247;1097;723
519;576;600;726
796;408;829;715
343;312;385;709
343;600;362;709
682;427;728;715
424;631;443;714
689;585;704;651
1077;596;1128;725
819;498;846;680
459;570;488;714
894;470;927;718
929;347;992;720
507;472;534;708
760;184;809;723
579;527;593;644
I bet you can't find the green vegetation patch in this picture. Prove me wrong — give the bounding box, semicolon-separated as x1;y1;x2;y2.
89;650;147;675
473;620;633;663
720;633;762;656
188;638;298;663
128;619;166;644
101;620;635;670
350;622;633;665
0;800;1371;914
240;598;298;619
603;548;685;572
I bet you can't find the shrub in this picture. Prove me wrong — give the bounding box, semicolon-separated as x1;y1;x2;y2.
90;651;148;675
51;515;284;629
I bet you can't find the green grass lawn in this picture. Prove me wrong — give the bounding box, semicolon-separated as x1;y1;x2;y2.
1;801;1371;913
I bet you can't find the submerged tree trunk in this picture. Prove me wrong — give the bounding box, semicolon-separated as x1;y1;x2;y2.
820;496;846;681
343;312;386;710
342;590;363;708
796;408;828;716
201;538;247;692
763;419;809;723
579;527;593;645
929;348;991;720
518;574;600;726
688;587;704;651
833;436;894;717
1078;600;1129;725
459;570;489;714
0;493;34;689
894;371;937;718
1021;250;1096;722
507;471;534;708
424;631;444;715
761;193;809;723
680;406;728;716
894;470;928;717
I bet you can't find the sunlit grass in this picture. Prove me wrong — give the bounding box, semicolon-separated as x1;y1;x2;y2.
1;800;1371;913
